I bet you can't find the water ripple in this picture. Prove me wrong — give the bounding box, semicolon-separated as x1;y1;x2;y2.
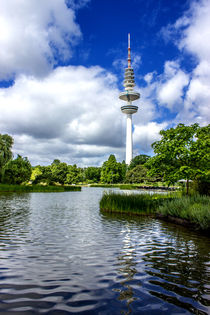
0;188;209;314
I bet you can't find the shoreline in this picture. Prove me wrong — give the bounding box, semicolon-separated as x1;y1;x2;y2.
100;192;210;232
0;184;81;193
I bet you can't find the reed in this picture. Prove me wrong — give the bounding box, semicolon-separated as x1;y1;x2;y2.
158;194;210;230
100;192;210;230
100;192;173;215
0;184;81;192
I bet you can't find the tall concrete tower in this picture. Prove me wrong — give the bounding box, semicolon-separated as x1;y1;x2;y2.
119;34;140;165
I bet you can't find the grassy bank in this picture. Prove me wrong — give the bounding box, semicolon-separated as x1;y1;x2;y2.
158;194;210;230
100;192;210;231
90;183;178;190
0;184;81;193
100;192;174;215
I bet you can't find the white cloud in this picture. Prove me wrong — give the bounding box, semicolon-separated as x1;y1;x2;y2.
176;0;210;63
154;0;210;125
157;61;189;110
133;122;168;154
0;63;160;165
0;0;82;79
0;66;127;165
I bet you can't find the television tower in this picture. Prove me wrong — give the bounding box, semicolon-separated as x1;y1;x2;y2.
119;34;140;165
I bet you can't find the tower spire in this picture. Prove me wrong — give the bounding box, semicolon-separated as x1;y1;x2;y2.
128;33;131;68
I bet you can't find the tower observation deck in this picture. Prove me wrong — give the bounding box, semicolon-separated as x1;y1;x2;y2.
119;34;140;165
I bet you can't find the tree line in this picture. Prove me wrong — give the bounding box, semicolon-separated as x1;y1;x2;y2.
0;123;209;193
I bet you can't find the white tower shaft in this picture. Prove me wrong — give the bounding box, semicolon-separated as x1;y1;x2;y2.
126;114;133;165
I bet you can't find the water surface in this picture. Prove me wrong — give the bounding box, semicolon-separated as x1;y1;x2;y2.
0;187;209;314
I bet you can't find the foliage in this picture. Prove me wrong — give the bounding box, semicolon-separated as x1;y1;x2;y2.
0;183;81;192
125;164;148;183
65;164;83;184
158;194;210;230
146;124;210;192
31;166;43;182
31;165;53;184
100;155;124;183
100;192;173;214
128;154;150;170
0;134;13;182
51;160;68;184
3;155;32;184
121;160;127;182
84;167;101;183
100;192;210;230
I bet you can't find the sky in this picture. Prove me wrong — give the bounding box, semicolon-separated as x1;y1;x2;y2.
0;0;209;166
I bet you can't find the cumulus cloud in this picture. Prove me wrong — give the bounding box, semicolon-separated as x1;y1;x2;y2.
0;0;82;79
0;62;161;165
157;61;189;110
158;0;210;125
133;122;168;154
1;0;209;166
0;66;127;165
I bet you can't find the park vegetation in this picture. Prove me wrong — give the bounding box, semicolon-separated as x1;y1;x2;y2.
100;192;210;231
0;123;209;195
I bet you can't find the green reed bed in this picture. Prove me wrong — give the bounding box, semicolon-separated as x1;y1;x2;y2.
90;184;140;189
100;192;173;215
90;183;178;190
100;192;210;230
0;184;81;193
158;194;210;230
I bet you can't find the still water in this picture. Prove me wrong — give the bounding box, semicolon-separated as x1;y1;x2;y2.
0;187;209;314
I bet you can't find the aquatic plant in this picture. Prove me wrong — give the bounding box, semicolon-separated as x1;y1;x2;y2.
0;184;81;193
100;192;173;215
100;192;210;230
158;194;210;229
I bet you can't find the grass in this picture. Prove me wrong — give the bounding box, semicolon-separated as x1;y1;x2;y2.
90;183;178;190
100;192;210;230
0;184;81;193
100;192;174;215
158;194;210;230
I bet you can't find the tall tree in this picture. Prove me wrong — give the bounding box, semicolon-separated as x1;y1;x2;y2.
84;167;101;183
128;154;150;170
146;123;210;193
125;164;148;183
51;161;68;184
3;155;32;184
100;155;123;183
65;164;83;184
0;134;13;182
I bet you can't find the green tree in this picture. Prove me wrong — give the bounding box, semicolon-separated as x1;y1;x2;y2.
128;154;150;170
121;160;127;182
3;155;32;184
65;164;83;184
84;167;101;183
32;165;52;184
52;159;61;165
125;164;148;183
146;123;210;194
50;161;68;184
31;166;43;183
100;155;123;183
0;134;13;182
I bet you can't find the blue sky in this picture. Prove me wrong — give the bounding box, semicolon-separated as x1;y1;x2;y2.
0;0;209;166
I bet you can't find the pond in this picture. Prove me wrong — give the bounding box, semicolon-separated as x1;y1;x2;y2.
0;187;209;314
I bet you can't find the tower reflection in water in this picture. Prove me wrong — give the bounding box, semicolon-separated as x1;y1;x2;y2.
115;223;138;314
